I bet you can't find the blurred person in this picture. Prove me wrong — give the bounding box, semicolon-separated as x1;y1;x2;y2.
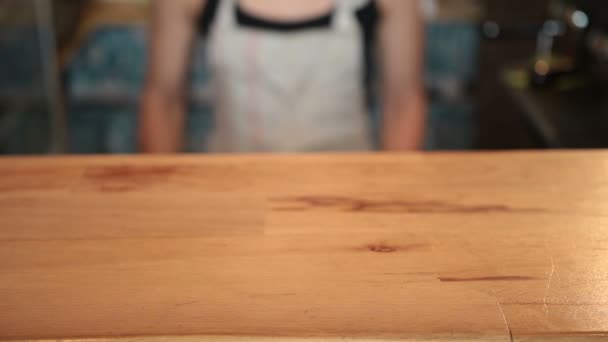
140;0;426;153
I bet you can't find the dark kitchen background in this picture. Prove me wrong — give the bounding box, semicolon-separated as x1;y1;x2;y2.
1;0;607;154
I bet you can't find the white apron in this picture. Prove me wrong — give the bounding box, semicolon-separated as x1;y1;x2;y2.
207;0;373;152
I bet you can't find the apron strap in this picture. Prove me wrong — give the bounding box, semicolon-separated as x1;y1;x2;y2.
332;0;371;31
215;0;237;30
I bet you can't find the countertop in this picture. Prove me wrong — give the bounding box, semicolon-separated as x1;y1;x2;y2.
1;151;607;341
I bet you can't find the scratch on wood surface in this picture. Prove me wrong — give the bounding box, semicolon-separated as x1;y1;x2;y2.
496;299;514;342
543;254;556;319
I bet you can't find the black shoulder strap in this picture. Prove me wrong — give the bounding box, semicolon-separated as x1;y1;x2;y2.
198;0;221;36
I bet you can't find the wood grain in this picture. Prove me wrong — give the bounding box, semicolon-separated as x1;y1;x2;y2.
1;151;607;342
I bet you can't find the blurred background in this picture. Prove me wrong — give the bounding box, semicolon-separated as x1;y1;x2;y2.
1;0;607;154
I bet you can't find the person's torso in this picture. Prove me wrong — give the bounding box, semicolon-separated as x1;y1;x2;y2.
199;0;379;153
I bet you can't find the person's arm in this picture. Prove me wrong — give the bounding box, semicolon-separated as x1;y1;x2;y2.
139;0;205;153
377;0;427;151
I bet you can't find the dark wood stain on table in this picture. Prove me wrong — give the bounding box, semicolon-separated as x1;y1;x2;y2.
271;196;543;214
84;165;179;192
362;243;429;254
439;276;538;282
84;165;178;180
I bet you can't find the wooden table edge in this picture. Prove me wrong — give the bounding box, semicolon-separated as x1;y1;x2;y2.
5;334;608;342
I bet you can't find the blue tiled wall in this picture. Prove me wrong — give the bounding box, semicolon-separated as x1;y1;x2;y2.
65;27;214;153
0;28;51;154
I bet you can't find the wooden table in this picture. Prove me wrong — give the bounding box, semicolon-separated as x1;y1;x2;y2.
1;152;607;342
